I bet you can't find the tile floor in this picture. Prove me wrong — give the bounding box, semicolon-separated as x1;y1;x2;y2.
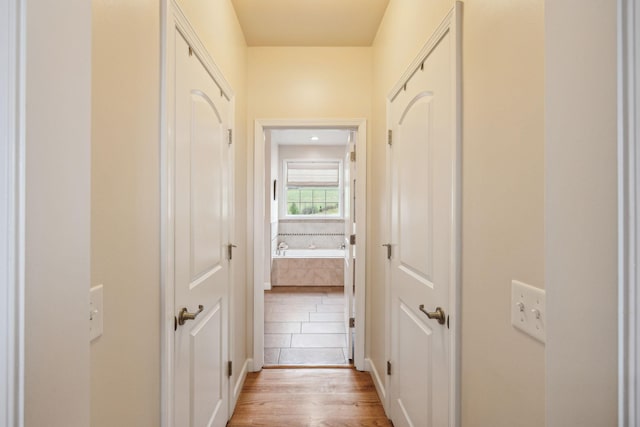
264;286;351;366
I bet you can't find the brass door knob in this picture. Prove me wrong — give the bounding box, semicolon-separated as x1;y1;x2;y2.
178;305;204;326
419;305;446;325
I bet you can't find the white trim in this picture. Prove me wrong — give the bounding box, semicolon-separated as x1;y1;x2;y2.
618;0;639;425
449;5;463;427
365;358;387;403
1;0;23;425
170;3;233;100
160;2;236;426
160;3;173;425
231;358;250;411
385;3;462;426
253;118;368;371
252;120;266;371
384;102;392;413
387;5;457;102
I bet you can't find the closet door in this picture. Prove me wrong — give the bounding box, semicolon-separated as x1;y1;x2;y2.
173;30;232;427
387;6;460;426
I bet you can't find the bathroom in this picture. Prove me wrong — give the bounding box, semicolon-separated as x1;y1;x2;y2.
265;128;354;288
262;127;355;365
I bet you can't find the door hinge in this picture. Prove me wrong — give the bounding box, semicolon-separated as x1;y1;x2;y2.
227;361;233;377
382;243;392;260
188;46;193;56
174;316;177;331
228;129;233;145
350;150;356;162
387;360;392;375
227;243;237;260
350;234;356;245
387;130;393;146
349;317;355;328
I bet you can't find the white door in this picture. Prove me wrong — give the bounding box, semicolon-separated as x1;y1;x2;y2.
173;31;231;427
343;136;356;360
388;17;457;427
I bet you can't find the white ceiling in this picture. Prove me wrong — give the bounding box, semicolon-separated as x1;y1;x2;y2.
231;0;390;46
270;128;352;146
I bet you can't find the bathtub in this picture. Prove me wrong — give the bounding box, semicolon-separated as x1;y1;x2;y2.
271;248;345;286
273;248;345;259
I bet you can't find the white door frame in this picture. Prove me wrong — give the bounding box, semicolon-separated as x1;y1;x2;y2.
618;0;639;424
160;2;236;426
1;0;23;425
252;118;367;371
384;2;462;425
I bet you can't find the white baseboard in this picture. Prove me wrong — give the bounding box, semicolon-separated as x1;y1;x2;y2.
231;358;251;412
264;282;271;291
251;357;263;372
366;358;387;410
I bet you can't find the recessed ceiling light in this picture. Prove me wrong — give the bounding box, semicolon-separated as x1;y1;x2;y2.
310;136;319;141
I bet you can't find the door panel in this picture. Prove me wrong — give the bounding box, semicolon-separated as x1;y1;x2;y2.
174;29;230;427
398;96;433;282
190;94;223;278
191;301;223;427
389;25;453;427
397;302;432;427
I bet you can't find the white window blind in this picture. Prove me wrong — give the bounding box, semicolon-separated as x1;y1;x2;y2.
286;161;340;187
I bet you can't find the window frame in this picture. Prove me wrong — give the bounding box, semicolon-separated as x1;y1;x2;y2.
280;158;344;219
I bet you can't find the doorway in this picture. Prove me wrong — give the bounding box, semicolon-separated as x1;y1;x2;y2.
253;119;367;371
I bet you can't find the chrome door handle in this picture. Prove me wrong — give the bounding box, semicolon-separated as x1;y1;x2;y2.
419;305;446;325
178;305;204;325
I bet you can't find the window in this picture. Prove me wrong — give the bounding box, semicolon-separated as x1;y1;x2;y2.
284;160;341;217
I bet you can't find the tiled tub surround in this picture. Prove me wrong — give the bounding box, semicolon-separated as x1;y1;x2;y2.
271;251;344;286
278;219;344;249
264;286;349;366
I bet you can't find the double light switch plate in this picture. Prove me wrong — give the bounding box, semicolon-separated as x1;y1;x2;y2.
90;284;103;342
511;280;546;343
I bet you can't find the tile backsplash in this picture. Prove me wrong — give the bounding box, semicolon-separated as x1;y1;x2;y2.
277;220;345;249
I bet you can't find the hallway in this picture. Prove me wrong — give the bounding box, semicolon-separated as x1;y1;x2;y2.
228;368;391;426
6;1;622;426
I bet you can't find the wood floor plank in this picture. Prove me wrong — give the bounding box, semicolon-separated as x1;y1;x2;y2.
228;368;392;427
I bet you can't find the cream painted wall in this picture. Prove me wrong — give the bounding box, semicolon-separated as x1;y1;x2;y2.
372;1;545;426
461;1;545;425
24;0;92;425
90;1;161;426
248;47;372;119
91;1;248;425
545;1;617;425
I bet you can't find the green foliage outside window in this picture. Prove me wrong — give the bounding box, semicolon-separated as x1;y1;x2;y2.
287;187;339;216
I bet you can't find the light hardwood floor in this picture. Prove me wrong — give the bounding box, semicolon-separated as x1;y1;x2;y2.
228;368;392;427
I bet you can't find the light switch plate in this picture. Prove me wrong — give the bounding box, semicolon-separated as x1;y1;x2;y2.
511;280;546;343
90;284;103;342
